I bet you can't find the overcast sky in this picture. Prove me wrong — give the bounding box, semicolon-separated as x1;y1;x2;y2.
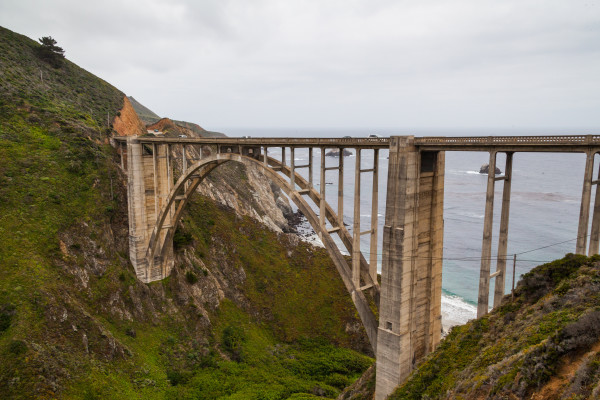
1;0;599;131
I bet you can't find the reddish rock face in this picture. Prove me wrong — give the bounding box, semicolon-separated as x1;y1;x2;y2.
146;118;203;138
112;96;146;136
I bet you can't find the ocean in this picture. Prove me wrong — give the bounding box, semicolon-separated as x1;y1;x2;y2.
218;127;598;327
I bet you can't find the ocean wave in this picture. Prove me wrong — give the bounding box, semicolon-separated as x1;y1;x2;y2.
456;211;484;219
441;293;477;328
448;169;482;176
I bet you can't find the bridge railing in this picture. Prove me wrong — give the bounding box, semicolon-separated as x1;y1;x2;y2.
113;136;391;147
415;135;600;146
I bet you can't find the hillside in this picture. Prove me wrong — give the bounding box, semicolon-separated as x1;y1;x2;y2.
396;254;600;399
128;96;226;138
381;254;600;399
338;255;600;400
0;25;371;399
128;96;161;125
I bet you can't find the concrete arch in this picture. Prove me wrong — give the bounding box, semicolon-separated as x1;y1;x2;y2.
145;152;378;351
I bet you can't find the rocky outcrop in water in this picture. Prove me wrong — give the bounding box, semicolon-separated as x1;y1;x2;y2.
326;149;353;157
479;163;502;175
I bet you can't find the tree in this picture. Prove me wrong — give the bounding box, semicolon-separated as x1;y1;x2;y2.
36;36;65;67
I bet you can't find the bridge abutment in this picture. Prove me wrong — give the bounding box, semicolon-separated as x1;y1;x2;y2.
375;137;445;399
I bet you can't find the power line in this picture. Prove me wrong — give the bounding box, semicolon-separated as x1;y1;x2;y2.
322;233;589;264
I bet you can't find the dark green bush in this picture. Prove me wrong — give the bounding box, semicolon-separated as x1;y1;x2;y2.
185;271;198;284
517;254;590;303
166;369;191;386
0;304;16;333
559;311;600;352
8;340;27;355
173;228;193;250
222;325;247;362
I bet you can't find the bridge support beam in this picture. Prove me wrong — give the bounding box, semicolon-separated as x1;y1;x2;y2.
477;151;497;318
493;152;514;308
125;138;174;282
577;151;595;254
589;160;600;255
375;137;445;400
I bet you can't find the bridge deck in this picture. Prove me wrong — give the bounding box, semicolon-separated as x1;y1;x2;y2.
114;135;600;152
113;136;391;148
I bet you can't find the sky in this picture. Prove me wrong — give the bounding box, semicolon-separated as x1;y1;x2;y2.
1;0;599;131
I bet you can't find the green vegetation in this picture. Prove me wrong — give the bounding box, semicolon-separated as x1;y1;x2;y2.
0;25;371;399
35;36;65;68
128;96;160;125
389;254;600;399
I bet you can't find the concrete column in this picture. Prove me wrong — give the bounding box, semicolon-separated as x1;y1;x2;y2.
166;145;172;222
263;146;268;167
477;151;497;318
493;152;513;308
182;144;188;191
369;149;379;283
376;141;445;399
428;151;445;352
589;160;600;255
152;144;159;220
376;136;419;400
281;147;286;167
290;147;296;190
338;148;344;227
308;147;313;188
577;151;594;254
320;148;326;227
120;143;125;170
126;139;149;282
352;149;362;288
153;144;174;281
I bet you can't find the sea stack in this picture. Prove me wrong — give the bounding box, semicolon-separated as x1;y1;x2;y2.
325;149;353;157
479;163;502;175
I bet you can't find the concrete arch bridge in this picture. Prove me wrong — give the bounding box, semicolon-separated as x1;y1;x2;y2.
114;134;600;399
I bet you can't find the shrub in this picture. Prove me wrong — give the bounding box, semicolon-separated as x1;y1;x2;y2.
517;254;589;303
0;304;16;333
173;228;193;250
185;271;198;284
8;340;27;355
166;369;191;386
559;311;600;352
222;325;247;362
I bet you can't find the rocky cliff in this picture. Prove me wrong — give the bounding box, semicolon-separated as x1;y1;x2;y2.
112;96;146;137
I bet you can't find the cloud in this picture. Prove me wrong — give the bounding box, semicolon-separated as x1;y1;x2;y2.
1;0;599;129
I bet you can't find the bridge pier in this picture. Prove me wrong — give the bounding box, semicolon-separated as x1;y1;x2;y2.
577;151;594;255
493;152;513;308
375;137;445;399
589;159;600;255
477;152;517;316
125;138;174;282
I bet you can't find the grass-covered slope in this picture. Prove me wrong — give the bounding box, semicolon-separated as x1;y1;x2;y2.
128;95;226;138
0;26;371;399
128;96;161;125
389;254;600;399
